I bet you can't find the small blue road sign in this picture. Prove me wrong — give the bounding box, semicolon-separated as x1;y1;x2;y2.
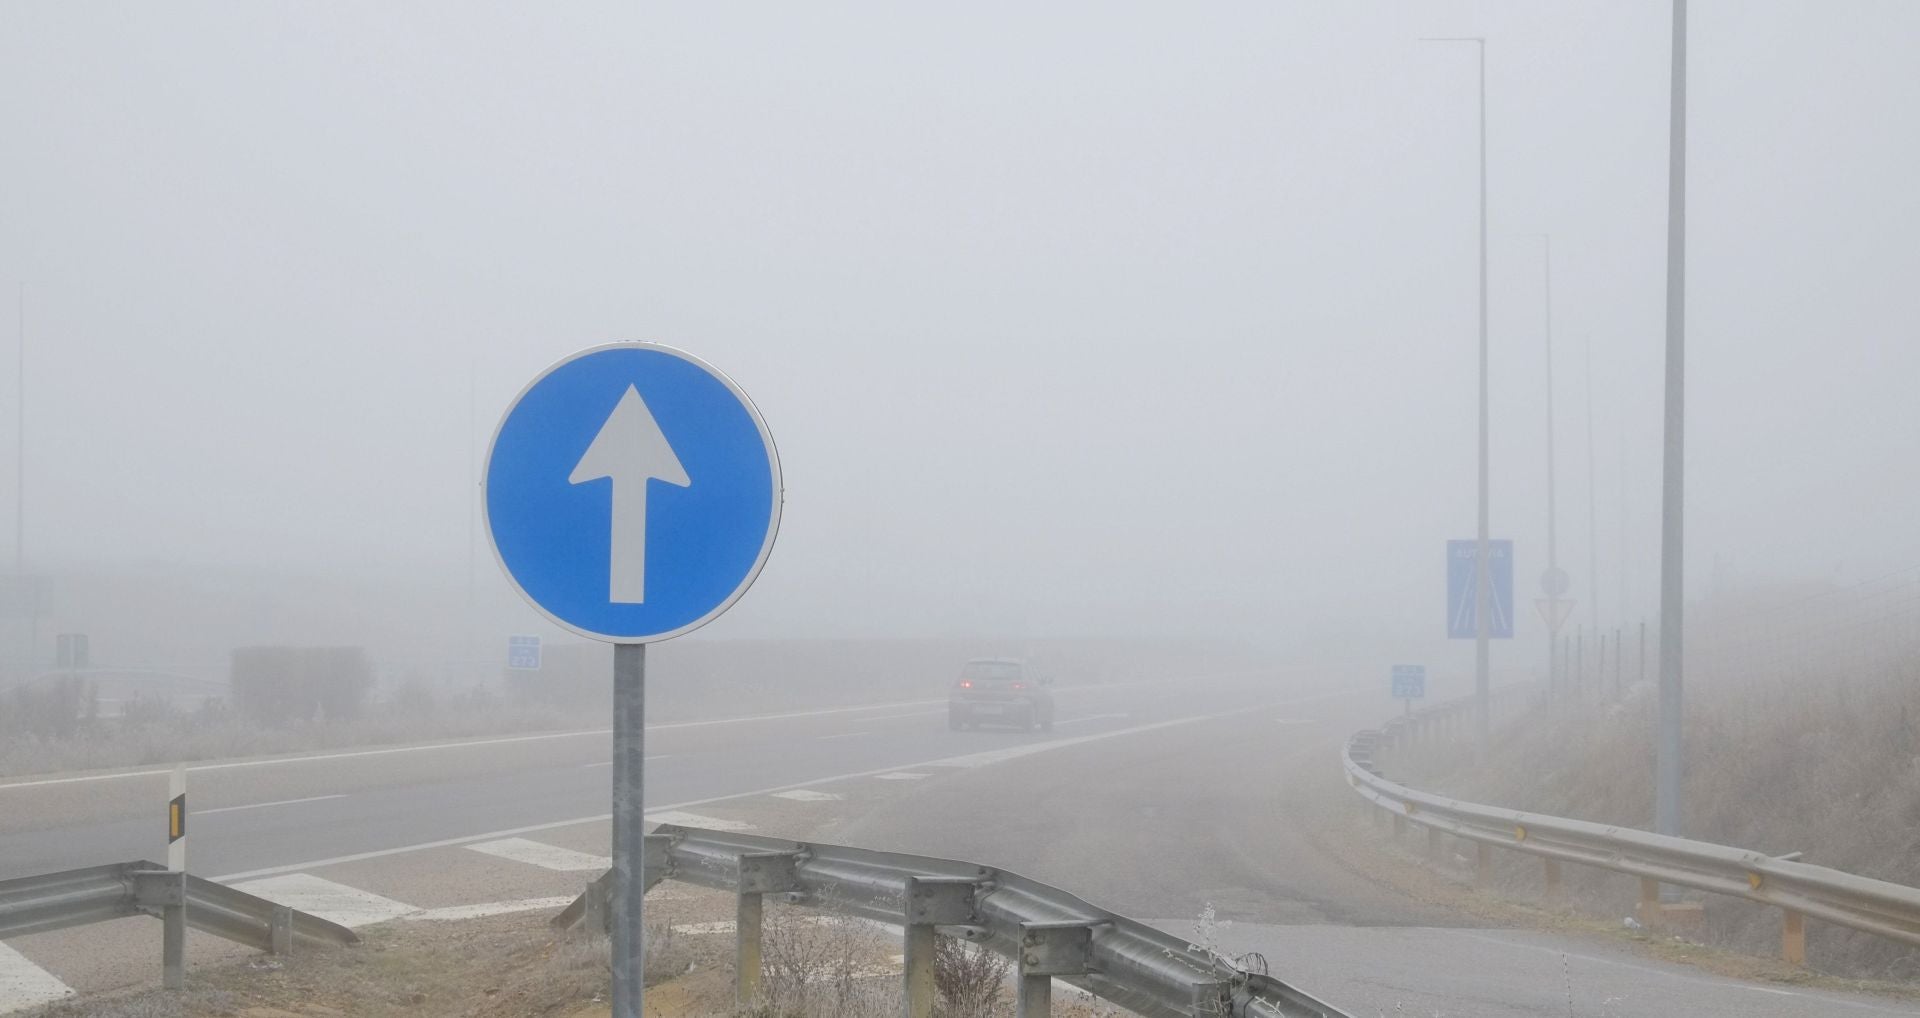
1447;539;1514;639
507;635;542;670
485;344;783;643
1391;664;1426;700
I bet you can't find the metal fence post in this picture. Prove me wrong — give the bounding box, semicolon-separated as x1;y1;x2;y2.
902;876;976;1018
1638;877;1660;926
736;890;763;1005
1016;922;1094;1018
162;899;185;990
583;874;610;937
131;868;188;990
271;904;294;956
1782;909;1806;964
734;851;801;1008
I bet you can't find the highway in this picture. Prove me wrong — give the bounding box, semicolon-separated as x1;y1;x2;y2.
0;677;1255;882
2;672;1916;1016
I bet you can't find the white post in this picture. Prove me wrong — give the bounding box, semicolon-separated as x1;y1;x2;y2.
167;764;187;872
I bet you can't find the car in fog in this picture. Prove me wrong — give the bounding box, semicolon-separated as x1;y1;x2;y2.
948;657;1053;731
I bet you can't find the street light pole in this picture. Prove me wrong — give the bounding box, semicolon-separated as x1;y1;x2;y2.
1656;0;1689;840
1424;36;1491;749
1586;336;1599;642
1536;235;1559;693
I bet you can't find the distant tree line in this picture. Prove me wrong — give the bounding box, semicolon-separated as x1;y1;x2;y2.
230;646;373;724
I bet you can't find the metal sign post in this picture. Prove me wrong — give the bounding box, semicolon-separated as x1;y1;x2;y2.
610;643;646;1016
1391;665;1426;718
484;343;782;1018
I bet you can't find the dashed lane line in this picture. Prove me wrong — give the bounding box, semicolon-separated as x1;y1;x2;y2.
199;794;346;815
214;693;1354;883
771;789;844;802
228;873;418;928
644;810;754;831
467;837;611;872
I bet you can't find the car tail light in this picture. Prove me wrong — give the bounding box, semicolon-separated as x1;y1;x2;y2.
959;680;972;688
1011;682;1024;690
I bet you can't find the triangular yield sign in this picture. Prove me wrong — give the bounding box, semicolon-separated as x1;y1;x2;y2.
1535;597;1575;633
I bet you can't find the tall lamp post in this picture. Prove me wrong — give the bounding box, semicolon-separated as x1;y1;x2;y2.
1423;36;1491;748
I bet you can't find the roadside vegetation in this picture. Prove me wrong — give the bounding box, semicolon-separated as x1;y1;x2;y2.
19;895;1117;1018
1396;573;1920;980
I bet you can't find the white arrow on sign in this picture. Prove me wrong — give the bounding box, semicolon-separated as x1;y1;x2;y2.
569;385;690;604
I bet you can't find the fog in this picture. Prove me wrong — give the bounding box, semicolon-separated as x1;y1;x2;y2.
1;2;1916;684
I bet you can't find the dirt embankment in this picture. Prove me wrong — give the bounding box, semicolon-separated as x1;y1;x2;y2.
1388;579;1920;981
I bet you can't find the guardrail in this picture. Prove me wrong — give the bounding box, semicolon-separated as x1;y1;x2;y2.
554;824;1352;1018
0;860;357;991
1345;687;1920;966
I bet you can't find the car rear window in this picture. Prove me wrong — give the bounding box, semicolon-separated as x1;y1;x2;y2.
960;661;1023;682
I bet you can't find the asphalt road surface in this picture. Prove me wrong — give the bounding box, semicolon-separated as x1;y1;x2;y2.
2;672;1915;1016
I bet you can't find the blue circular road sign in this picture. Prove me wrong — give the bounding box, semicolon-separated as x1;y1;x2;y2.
484;343;782;643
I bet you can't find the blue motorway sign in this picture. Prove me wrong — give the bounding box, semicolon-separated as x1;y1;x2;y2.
484;344;783;643
1391;664;1426;700
1447;539;1513;639
507;635;542;671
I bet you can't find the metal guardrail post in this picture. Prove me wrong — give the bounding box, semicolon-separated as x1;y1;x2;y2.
1542;859;1562;904
1473;844;1491;888
901;875;976;1018
582;875;610;937
734;851;803;1007
270;904;294;956
1426;827;1442;864
1782;909;1806;965
1015;921;1095;1018
133;870;187;990
1391;813;1407;841
1637;877;1659;925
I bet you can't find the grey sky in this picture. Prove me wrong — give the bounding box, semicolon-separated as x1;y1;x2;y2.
1;2;1916;670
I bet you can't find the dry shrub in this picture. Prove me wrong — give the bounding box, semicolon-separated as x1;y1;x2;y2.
1392;576;1920;979
934;935;1010;1018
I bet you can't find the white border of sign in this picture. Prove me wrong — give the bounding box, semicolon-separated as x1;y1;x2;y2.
481;341;785;644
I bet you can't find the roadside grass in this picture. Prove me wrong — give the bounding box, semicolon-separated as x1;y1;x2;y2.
1387;579;1920;981
18;897;1116;1018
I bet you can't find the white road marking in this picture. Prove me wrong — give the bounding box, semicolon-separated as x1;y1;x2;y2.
874;772;930;780
581;755;671;769
645;810;755;831
817;731;872;741
403;897;578;922
933;713;1250;769
199;794;346;815
0;700;962;791
215;693;1355;883
0;943;72;1014
4;680;1209;793
467;837;611;871
1272;718;1318;726
229;873;417;928
849;709;946;722
1452;931;1919;1014
1054;712;1127;726
771;789;844;802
